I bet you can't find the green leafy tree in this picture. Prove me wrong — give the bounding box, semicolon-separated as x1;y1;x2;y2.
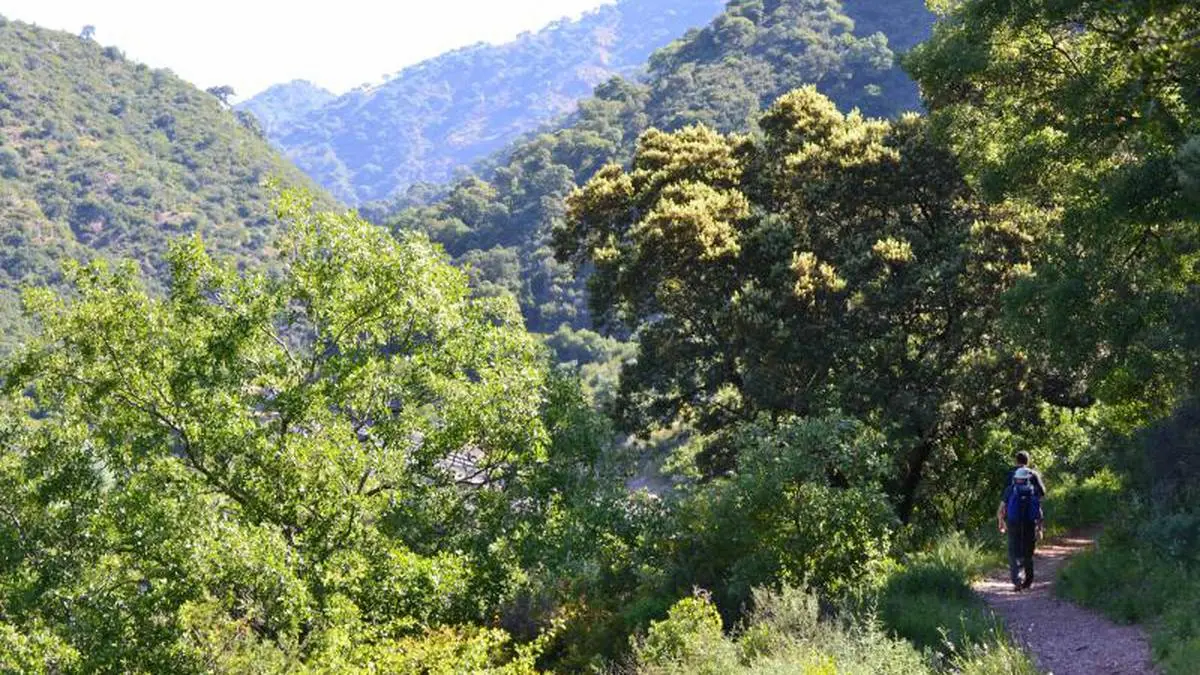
558;88;1036;521
0;191;592;671
206;85;236;106
907;0;1200;414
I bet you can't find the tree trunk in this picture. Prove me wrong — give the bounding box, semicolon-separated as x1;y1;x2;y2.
897;438;934;524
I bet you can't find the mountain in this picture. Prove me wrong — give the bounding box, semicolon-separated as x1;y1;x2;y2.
234;79;335;138
384;0;937;337
0;16;331;350
239;0;729;204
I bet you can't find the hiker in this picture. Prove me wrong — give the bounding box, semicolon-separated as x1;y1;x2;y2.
998;466;1044;591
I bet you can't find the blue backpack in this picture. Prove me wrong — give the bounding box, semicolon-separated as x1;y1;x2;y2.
1007;478;1040;524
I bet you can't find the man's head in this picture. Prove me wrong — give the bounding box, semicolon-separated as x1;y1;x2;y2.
1015;451;1030;467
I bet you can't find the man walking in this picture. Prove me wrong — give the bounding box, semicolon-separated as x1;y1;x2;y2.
999;466;1044;591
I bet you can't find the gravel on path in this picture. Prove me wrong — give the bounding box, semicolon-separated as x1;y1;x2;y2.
973;532;1159;675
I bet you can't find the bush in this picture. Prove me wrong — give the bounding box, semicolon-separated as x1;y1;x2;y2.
948;637;1040;675
671;416;898;613
1044;468;1123;531
634;587;929;675
1057;540;1181;625
1158;584;1200;675
877;534;1002;652
634;593;740;675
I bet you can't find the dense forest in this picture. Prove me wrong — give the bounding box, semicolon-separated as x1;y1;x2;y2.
238;0;729;204
0;16;330;351
1;0;1198;673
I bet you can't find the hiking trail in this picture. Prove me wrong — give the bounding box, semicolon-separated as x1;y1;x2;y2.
973;531;1158;674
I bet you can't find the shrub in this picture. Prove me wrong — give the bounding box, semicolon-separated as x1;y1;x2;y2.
634;593;740;674
877;534;1002;652
633;587;929;675
1057;545;1180;625
1158;583;1200;675
949;636;1040;675
1045;468;1123;531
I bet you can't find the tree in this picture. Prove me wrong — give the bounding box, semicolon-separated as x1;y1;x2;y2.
557;88;1038;522
206;85;236;106
906;0;1200;415
0;191;581;670
234;109;265;138
79;25;95;41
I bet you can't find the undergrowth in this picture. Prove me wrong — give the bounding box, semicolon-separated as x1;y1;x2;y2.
631;534;1038;674
876;533;1003;654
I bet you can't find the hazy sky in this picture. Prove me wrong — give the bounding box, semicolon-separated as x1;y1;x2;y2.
0;0;615;99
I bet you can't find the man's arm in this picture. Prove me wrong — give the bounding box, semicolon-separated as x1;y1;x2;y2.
997;485;1011;532
1031;469;1047;498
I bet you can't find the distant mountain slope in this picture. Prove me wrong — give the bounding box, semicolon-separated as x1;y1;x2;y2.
384;0;937;337
235;79;335;138
0;16;332;350
240;0;728;204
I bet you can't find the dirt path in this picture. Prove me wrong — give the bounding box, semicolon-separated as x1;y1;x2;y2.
973;531;1158;674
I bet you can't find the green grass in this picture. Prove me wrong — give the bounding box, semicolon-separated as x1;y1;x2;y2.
877;534;1005;654
948;636;1041;675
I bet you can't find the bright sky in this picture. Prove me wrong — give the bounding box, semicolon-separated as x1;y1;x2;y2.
0;0;615;99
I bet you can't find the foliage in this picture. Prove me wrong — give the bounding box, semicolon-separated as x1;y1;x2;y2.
0;192;617;672
875;535;1002;653
907;0;1200;417
643;0;925;129
634;588;929;675
1043;406;1200;675
665;416;897;606
1056;404;1200;675
633;593;740;674
0;17;330;352
1042;469;1123;533
946;638;1040;675
531;415;898;670
559;86;1039;523
206;85;236;106
242;0;729;204
543;324;635;406
632;586;957;675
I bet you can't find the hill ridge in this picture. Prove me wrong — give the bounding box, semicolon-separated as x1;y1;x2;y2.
0;15;333;349
239;0;729;204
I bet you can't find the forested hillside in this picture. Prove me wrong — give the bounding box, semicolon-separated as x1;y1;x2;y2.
0;17;330;350
385;0;935;372
240;0;729;204
234;80;335;138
